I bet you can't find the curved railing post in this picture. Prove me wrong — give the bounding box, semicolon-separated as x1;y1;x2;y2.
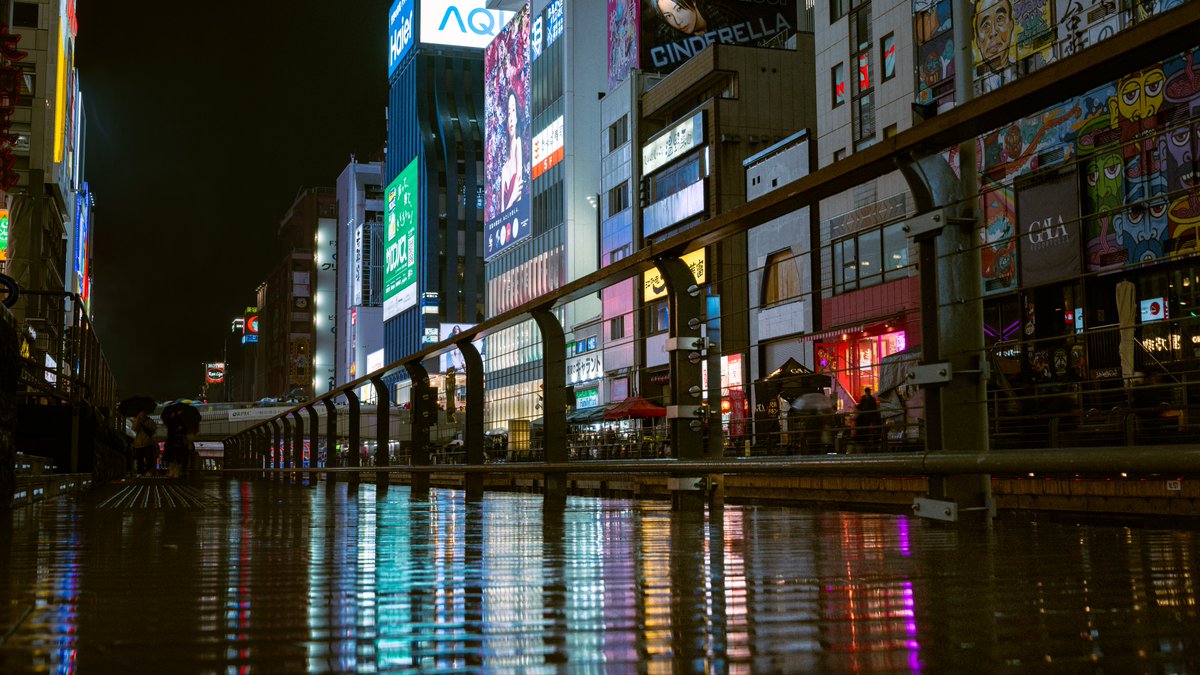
306;403;320;488
223;437;234;471
291;410;305;486
269;419;284;481
280;415;293;483
322;398;339;492
457;339;486;501
404;362;433;497
658;256;706;459
345;390;361;492
370;375;391;494
531;308;568;505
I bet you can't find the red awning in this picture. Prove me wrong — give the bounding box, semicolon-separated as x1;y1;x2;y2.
604;396;667;420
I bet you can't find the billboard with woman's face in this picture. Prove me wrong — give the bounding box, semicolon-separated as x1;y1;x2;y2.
484;7;531;261
634;0;798;78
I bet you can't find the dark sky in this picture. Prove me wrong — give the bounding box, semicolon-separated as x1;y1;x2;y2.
76;2;389;401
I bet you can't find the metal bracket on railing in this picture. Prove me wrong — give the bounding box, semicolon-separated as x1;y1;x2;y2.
907;362;953;386
666;405;701;419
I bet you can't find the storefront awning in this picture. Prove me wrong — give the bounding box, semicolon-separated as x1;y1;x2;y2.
797;325;865;343
567;405;613;424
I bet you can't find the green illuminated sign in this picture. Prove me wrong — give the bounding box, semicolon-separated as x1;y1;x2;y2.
383;158;419;320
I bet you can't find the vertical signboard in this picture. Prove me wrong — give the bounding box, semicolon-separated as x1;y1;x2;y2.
607;0;640;89
0;209;10;263
388;0;415;79
384;158;419;320
484;5;531;260
1017;169;1081;288
314;217;337;394
482;7;530;260
242;307;260;345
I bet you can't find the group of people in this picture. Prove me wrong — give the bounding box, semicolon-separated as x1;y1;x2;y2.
129;409;195;478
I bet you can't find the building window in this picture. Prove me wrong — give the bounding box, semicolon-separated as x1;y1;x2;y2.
608;115;629;152
881;33;896;81
607;183;630;216
650;300;670;334
610;317;625;340
647;153;702;203
763;250;802;306
832;222;913;294
831;63;846;108
833;238;858;294
12;2;38;27
882;222;910;281
851;4;875;146
858;228;882;287
830;0;847;21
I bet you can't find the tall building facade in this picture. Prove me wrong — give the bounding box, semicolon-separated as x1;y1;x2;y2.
383;0;512;403
334;156;385;393
598;1;814;428
813;0;923;411
255;187;335;400
3;0;89;324
481;0;606;427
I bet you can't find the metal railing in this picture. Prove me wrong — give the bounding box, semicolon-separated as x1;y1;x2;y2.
221;6;1200;508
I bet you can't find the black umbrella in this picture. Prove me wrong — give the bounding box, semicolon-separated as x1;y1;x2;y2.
117;396;158;417
161;402;202;434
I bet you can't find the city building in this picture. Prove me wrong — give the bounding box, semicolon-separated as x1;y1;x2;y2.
812;0;923;413
334;155;385;397
2;0;90;344
596;2;814;439
480;0;607;428
254;187;335;401
383;0;513;404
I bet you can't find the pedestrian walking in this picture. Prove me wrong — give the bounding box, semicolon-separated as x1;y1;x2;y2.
131;411;158;476
855;387;882;451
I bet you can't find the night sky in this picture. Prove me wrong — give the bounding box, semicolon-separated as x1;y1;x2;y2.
76;2;389;401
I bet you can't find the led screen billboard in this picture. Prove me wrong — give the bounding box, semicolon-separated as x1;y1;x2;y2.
383;158;419;320
484;5;531;260
439;323;486;373
607;0;641;89
421;0;514;50
388;0;415;78
630;0;798;78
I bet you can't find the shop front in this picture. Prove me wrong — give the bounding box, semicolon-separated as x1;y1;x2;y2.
814;324;911;413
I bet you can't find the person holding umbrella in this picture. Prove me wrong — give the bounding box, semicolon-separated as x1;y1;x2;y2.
119;396;160;476
161;401;201;478
131;410;158;476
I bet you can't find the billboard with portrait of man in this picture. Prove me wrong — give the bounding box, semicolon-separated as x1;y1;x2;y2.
636;0;798;77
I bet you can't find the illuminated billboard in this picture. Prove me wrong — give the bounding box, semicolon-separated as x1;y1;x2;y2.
612;0;798;79
73;184;90;300
242;307;259;345
643;248;706;302
206;363;226;384
0;209;9;263
388;0;415;78
420;0;514;50
383;158;420;320
607;0;640;89
531;115;564;180
440;323;486;373
484;5;531;260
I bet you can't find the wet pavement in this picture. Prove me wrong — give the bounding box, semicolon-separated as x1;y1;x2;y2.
2;477;1200;673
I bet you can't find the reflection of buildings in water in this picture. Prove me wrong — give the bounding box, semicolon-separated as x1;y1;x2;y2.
817;513;921;671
